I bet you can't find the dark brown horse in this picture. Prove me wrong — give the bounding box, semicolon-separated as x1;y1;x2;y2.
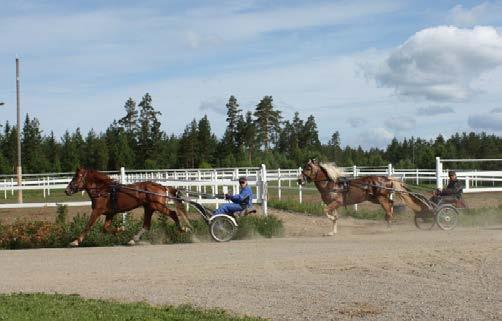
298;159;425;236
65;167;191;247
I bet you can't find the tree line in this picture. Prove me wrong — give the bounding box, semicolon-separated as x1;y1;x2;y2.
0;93;501;174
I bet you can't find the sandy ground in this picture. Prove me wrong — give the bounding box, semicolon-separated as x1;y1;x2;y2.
1;208;501;321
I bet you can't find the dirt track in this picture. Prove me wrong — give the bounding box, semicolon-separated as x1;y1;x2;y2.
1;211;501;321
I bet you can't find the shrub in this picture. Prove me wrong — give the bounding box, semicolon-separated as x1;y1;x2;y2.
234;215;284;239
0;220;66;249
0;206;284;249
55;205;68;225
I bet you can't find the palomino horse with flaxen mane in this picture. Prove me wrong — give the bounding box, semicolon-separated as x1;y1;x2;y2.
65;167;191;247
298;159;426;236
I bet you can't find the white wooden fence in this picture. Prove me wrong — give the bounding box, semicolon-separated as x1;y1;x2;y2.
1;159;501;208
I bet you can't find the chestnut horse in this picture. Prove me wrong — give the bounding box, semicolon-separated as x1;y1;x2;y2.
298;159;425;236
65;167;191;247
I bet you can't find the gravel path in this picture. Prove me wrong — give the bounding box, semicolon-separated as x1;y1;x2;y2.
1;214;501;321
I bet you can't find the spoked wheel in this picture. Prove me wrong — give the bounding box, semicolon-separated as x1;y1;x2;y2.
209;215;237;242
414;211;436;230
435;204;459;231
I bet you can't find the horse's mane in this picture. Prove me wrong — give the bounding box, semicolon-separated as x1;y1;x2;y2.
319;162;345;181
86;169;117;185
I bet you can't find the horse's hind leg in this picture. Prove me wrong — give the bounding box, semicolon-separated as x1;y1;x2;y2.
103;214;126;234
167;209;185;232
174;200;193;232
324;201;340;236
154;203;187;232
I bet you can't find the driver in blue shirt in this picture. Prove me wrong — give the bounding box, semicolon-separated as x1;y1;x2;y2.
213;177;253;216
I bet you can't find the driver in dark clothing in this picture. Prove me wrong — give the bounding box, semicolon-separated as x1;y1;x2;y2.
432;170;463;204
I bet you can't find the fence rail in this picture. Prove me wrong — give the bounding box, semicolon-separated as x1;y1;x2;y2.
1;161;501;208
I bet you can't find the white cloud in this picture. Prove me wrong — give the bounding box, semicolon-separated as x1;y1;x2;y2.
199;98;227;115
448;2;502;27
357;128;394;149
468;108;502;131
384;116;416;131
372;26;502;102
416;106;454;116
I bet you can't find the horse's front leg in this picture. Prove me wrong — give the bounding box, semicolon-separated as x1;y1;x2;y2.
324;200;341;236
128;207;154;246
377;196;393;227
70;209;102;247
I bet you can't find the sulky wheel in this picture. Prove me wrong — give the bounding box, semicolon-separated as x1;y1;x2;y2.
414;210;436;230
435;204;459;231
209;215;237;242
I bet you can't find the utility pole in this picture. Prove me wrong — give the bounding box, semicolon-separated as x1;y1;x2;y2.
16;58;22;203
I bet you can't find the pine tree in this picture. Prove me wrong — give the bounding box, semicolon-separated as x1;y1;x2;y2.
118;98;138;134
179;119;198;168
197;115;217;167
328;131;341;163
241;112;257;163
253;96;281;150
105;125;135;169
43;131;61;172
83;129;109;170
60;131;79;171
137;93;162;167
223;96;242;145
22;114;49;173
301;115;321;149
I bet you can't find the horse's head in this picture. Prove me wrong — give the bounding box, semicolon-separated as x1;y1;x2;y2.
65;167;88;195
298;159;320;185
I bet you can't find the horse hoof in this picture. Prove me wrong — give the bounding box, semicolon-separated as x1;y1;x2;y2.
179;227;191;233
324;232;335;237
128;239;136;246
69;240;79;247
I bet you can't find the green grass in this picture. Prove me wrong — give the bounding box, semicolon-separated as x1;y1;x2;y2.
0;189;89;204
0;293;264;321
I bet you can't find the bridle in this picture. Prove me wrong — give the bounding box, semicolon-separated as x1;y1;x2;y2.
67;170;88;194
300;163;333;184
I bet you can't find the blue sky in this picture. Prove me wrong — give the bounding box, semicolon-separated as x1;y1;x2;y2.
1;0;502;148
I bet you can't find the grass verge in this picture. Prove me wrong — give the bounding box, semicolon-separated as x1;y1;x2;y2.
0;206;284;249
0;293;264;321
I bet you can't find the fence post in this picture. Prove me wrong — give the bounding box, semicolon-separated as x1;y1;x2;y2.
415;169;419;185
353;165;358;211
278;168;282;200
120;167;127;225
3;179;6;199
435;157;443;189
298;167;303;204
387;163;393;176
261;164;268;216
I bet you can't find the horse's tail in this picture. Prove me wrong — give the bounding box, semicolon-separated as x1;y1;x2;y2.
390;179;425;212
168;186;193;230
